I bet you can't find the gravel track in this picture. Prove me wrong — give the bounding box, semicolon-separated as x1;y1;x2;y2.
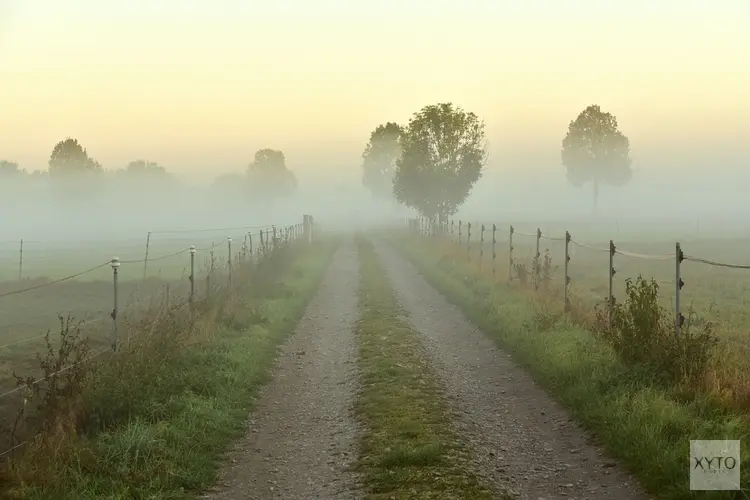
203;239;363;500
372;238;649;500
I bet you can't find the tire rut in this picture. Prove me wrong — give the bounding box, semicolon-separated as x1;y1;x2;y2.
203;239;363;500
372;238;649;500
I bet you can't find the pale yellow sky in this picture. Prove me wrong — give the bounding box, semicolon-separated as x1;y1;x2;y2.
0;0;747;183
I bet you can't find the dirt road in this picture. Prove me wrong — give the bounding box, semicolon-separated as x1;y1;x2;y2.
203;239;363;500
205;236;648;500
371;239;649;500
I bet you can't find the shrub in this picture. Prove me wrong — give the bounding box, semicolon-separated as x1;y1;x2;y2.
600;276;718;387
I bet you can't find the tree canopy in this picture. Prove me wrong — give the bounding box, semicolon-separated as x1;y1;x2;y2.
361;122;403;199
48;138;103;178
561;104;632;211
247;148;297;200
0;160;22;176
124;159;169;177
393;103;487;221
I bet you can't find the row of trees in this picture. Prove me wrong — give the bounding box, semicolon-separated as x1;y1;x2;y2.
1;139;298;201
361;103;632;216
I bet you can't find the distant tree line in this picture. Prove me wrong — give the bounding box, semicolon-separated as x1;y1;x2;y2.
361;103;632;216
0;139;299;204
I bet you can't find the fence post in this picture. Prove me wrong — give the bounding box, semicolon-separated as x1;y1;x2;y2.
509;225;514;282
458;220;462;246
111;257;120;352
467;222;472;262
259;230;265;257
492;224;497;279
189;245;195;305
272;226;277;250
18;238;23;281
207;245;214;299
451;220;455;240
675;242;685;335
564;231;571;312
534;228;541;291
479;224;485;271
608;240;616;329
227;237;233;291
143;232;151;280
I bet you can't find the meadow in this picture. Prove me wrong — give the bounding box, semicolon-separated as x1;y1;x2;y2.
0;225;292;462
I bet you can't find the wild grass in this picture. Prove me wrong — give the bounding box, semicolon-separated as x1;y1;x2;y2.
0;236;338;499
390;229;750;500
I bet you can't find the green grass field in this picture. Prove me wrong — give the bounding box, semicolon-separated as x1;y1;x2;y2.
1;236;336;499
391;226;750;499
0;230;300;475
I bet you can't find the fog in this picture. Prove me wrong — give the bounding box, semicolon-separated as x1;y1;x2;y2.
0;168;412;245
3;149;749;250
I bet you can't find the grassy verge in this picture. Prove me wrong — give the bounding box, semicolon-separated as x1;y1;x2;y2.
3;238;339;500
388;233;750;500
354;235;504;500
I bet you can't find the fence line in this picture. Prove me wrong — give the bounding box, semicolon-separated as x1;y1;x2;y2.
409;216;750;337
0;215;315;461
0;223;308;282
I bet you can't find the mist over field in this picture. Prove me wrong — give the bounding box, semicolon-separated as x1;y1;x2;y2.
2;151;750;244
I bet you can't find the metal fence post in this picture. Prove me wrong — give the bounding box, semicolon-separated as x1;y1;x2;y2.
534;228;541;291
467;222;472;262
676;242;685;335
608;240;616;329
227;237;233;291
492;224;497;279
509;225;514;282
18;238;23;281
189;245;195;305
111;257;120;352
479;225;485;271
143;232;151;280
564;231;571;312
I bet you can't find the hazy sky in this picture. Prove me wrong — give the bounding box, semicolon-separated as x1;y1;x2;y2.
1;0;747;183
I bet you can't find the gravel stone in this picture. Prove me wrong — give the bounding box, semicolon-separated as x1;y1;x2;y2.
372;239;650;500
202;239;363;500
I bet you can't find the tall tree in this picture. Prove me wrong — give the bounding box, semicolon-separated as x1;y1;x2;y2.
247;148;297;200
361;122;403;199
393;103;487;221
561;105;632;212
48;138;103;178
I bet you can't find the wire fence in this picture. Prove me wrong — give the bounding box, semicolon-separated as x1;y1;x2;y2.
407;216;750;338
0;215;315;461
